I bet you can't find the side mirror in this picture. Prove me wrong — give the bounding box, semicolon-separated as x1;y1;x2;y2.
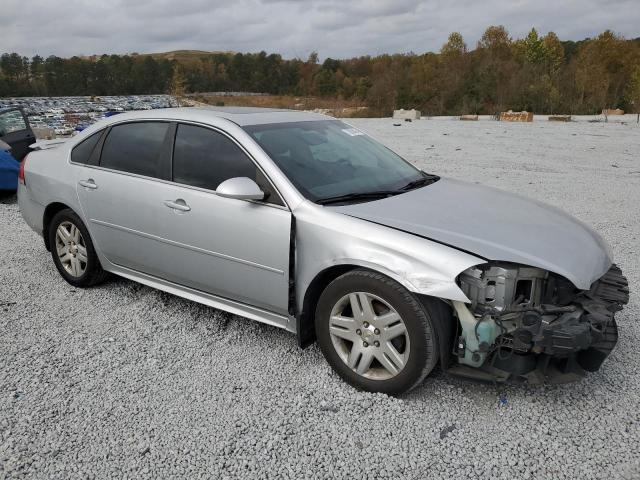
216;177;265;201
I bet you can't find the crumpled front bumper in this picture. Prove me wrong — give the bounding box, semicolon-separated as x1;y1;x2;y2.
449;264;629;384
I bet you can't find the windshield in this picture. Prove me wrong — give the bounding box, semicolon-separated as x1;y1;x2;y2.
243;120;427;203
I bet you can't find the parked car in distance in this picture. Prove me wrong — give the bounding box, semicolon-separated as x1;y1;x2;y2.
17;107;629;394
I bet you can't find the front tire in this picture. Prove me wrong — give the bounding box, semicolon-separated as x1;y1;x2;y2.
48;209;108;287
315;269;439;395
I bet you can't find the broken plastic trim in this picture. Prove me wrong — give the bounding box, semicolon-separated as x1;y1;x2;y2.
447;264;629;384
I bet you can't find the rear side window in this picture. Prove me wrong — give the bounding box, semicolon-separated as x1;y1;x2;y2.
173;124;256;191
100;122;170;178
0;110;27;136
71;131;102;164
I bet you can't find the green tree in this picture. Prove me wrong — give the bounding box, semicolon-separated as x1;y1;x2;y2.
625;66;640;114
168;64;187;100
366;71;397;115
440;33;470;114
478;25;511;58
543;32;565;74
441;32;467;57
475;26;516;113
522;28;546;64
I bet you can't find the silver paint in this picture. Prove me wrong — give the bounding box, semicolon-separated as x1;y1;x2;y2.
332;178;612;289
216;176;265;200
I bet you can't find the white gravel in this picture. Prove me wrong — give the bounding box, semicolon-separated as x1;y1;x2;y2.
1;117;639;479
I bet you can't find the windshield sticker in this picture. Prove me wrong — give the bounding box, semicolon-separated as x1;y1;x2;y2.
342;128;364;137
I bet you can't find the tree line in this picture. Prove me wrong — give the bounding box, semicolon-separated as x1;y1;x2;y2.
2;26;640;116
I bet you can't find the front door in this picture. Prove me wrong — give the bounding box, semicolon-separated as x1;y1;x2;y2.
153;123;291;315
156;184;291;314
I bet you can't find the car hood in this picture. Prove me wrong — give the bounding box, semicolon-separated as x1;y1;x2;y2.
331;178;612;289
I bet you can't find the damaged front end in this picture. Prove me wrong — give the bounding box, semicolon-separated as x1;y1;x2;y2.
448;263;629;384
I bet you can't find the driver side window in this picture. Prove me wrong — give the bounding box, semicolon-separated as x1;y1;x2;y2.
172;124;283;206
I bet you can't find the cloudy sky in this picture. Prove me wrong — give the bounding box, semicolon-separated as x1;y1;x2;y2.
2;0;638;59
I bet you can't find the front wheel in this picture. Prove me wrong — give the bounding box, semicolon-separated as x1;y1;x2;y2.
315;269;440;395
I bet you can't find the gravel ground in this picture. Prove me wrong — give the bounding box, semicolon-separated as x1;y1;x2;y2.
1;118;639;479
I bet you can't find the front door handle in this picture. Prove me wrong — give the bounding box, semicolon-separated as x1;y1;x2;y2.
164;199;191;212
79;179;97;190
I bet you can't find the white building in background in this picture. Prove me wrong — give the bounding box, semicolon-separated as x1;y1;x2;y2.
393;109;421;120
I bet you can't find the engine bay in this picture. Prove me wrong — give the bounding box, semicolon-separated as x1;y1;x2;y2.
452;262;629;383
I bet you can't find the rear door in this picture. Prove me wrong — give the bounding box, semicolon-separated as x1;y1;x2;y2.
75;121;174;278
0;108;35;161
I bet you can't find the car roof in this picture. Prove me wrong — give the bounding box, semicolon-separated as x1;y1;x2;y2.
97;106;332;127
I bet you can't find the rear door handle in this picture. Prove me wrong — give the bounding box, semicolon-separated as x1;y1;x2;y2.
78;179;97;190
164;199;191;212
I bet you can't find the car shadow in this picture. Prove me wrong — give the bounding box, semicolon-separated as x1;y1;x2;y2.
0;190;17;204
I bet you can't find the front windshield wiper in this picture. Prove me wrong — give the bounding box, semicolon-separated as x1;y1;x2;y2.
316;190;402;206
317;173;440;205
399;173;440;191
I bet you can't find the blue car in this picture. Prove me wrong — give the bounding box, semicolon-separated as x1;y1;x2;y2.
0;142;19;190
0;107;35;191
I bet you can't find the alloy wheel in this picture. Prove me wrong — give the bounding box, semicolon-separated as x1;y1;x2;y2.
55;221;88;278
329;291;410;380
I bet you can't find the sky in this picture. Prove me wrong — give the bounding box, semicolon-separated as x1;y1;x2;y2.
1;0;638;59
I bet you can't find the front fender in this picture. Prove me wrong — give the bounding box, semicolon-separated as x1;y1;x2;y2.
308;256;473;304
294;201;484;309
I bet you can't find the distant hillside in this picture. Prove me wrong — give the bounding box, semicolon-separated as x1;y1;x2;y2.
137;50;235;61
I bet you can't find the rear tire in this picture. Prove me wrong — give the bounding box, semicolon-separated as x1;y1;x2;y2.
315;269;439;395
48;208;108;287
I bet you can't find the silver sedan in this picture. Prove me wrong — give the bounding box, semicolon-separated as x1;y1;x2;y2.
18;107;629;394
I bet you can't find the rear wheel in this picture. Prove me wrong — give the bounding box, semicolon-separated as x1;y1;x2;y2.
48;209;108;287
315;269;439;394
